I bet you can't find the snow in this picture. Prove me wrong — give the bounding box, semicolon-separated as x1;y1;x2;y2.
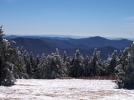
0;79;134;100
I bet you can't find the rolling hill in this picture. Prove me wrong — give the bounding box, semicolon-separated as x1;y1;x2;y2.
11;37;56;55
11;36;132;59
41;36;132;50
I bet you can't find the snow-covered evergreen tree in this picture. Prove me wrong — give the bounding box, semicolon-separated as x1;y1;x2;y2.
115;42;134;88
69;50;83;78
36;48;67;79
10;47;28;79
104;50;118;76
83;56;91;77
0;26;16;86
88;48;101;76
34;53;47;78
63;51;67;63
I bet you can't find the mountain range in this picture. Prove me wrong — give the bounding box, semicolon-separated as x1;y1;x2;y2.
9;36;132;60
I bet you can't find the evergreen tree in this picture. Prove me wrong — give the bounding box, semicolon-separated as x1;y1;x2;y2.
10;47;28;79
24;54;33;77
33;55;40;73
83;56;91;77
36;48;67;79
63;51;67;63
35;53;47;78
0;26;16;86
69;50;83;78
115;42;134;88
62;51;71;76
109;50;117;73
88;48;101;76
104;50;118;75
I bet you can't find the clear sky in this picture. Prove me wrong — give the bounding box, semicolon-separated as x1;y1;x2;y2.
1;0;134;38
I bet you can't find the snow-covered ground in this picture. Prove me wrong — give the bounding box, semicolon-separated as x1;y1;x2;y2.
0;79;134;100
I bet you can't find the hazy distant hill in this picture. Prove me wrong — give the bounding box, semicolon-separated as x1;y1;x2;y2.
11;36;132;59
41;36;132;50
11;37;56;55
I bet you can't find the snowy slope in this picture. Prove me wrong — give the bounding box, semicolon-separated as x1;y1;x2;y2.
0;79;134;100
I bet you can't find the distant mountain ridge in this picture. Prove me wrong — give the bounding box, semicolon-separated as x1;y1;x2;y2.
12;37;56;55
11;36;132;60
4;35;134;41
41;36;132;50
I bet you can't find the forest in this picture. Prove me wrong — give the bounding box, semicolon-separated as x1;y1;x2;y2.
1;26;134;89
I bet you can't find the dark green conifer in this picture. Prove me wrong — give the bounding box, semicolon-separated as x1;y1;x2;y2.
69;50;83;78
0;26;16;86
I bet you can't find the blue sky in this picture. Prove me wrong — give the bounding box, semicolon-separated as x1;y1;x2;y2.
1;0;134;38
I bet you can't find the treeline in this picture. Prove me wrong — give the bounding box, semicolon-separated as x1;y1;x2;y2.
0;26;134;89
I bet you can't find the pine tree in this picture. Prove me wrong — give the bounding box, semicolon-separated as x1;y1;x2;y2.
63;51;67;63
69;50;83;78
115;42;134;88
88;48;101;76
0;26;16;86
104;50;118;76
83;56;91;77
62;51;71;76
109;50;117;74
24;54;33;77
33;55;40;73
35;53;47;78
36;48;67;79
12;47;29;79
